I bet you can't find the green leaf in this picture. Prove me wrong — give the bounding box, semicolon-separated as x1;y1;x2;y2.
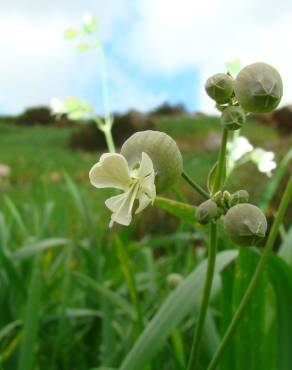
207;160;227;194
120;250;238;370
74;272;136;320
279;226;292;267
64;27;78;40
228;248;273;370
76;42;91;52
155;196;197;225
82;18;99;34
18;258;41;370
268;255;292;370
12;238;69;261
226;58;242;77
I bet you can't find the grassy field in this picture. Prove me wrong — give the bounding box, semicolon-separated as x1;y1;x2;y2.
0;117;291;370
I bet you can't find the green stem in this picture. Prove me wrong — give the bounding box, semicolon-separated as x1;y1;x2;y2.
207;172;292;370
103;127;116;153
187;222;217;370
116;237;144;335
213;128;229;192
182;171;210;199
98;44;112;127
187;128;229;369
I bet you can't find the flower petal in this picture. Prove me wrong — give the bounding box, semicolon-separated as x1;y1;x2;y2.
135;193;152;214
89;153;131;190
137;152;155;179
105;183;139;227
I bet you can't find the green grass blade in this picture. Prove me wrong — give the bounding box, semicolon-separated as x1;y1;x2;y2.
229;248;272;370
3;196;28;238
120;250;238;370
74;272;136;320
278;226;292;267
268;255;292;370
12;238;69;261
17;257;41;370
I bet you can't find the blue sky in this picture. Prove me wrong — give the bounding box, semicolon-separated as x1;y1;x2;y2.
1;0;292;115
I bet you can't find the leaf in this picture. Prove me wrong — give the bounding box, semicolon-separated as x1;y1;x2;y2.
207;159;227;194
229;248;273;370
279;226;292;267
268;255;292;370
76;42;91;52
64;27;78;40
226;57;242;77
82;18;99;34
120;250;238;370
155;196;197;225
74;272;136;320
4;195;28;237
12;238;69;261
18;258;41;370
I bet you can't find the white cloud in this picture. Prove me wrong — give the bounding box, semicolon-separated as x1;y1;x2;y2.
126;0;292;112
1;0;292;114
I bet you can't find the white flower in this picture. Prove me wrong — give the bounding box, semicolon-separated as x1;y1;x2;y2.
227;136;254;161
251;149;277;177
82;12;94;25
50;98;63;114
89;152;156;227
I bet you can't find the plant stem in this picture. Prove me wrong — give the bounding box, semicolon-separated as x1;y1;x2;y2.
182;171;210;199
213;128;228;191
98;44;112;128
104;127;116;153
187;221;217;370
207;172;292;370
187;128;228;369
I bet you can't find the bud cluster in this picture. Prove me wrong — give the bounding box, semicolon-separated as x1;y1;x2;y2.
196;189;267;246
205;62;283;132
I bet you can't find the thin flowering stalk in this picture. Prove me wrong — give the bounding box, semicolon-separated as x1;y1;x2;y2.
187;128;228;370
182;171;210;199
207;172;292;370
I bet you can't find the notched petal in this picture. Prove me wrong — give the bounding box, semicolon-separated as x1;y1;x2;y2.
89;153;131;190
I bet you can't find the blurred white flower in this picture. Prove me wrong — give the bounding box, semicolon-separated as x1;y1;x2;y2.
0;164;11;178
89;152;156;227
50;98;63;114
227;136;254;161
250;149;277;177
82;12;94;25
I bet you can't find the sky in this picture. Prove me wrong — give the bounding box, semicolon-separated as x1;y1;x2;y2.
1;0;292;115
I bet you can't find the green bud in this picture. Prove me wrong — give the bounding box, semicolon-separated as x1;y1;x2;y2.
224;203;267;246
167;273;183;289
234;62;283;113
196;199;219;225
121;130;183;191
230;190;249;206
205;73;234;104
220;106;246;131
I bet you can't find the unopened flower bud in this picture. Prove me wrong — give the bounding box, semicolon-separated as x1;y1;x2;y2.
234;62;283;113
230;190;249;206
221;106;246;131
196;199;219;224
121;130;183;191
167;273;183;289
224;203;267;246
205;73;234;104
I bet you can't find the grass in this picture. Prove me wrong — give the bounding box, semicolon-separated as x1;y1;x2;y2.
0;117;291;370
